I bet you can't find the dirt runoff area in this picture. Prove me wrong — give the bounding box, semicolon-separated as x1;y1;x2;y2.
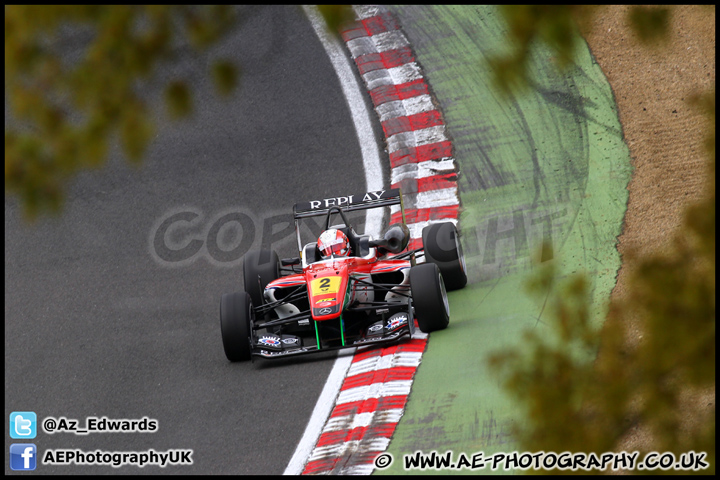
581;4;715;464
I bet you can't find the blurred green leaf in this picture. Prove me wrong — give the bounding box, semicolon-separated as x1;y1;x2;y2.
628;6;670;45
317;4;355;35
165;81;192;119
490;5;594;96
212;60;239;97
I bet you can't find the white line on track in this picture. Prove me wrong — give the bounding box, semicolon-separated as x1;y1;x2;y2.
283;6;385;475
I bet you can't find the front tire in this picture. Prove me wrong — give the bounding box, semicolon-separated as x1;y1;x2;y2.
422;222;467;291
220;291;253;362
410;263;450;333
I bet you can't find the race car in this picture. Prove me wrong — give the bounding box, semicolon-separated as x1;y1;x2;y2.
220;188;467;361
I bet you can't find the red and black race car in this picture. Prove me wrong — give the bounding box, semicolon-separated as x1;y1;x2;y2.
220;188;467;361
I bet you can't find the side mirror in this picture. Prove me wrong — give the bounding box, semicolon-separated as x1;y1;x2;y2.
369;224;410;254
281;257;301;266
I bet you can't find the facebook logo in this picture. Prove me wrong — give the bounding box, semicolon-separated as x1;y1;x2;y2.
10;411;37;439
10;444;37;471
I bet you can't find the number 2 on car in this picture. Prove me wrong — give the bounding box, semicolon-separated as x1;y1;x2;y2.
311;277;341;295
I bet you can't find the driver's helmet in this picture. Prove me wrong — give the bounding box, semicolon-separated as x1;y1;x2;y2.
317;229;350;259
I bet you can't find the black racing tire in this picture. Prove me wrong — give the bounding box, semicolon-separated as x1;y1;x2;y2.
243;249;280;307
220;291;253;362
421;222;467;291
409;263;450;333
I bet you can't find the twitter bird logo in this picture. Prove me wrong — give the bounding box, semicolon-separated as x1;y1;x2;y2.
10;412;37;439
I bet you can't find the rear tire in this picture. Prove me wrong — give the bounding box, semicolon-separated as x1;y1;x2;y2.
410;263;450;333
422;222;467;291
243;250;280;307
220;291;253;362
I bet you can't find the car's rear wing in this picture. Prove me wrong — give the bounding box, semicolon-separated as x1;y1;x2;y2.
293;188;404;219
292;188;408;257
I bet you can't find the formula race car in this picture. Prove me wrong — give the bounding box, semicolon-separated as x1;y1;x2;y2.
220;188;467;361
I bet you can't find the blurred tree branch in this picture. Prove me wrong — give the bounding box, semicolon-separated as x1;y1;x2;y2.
488;5;715;473
488;5;674;96
5;5;238;220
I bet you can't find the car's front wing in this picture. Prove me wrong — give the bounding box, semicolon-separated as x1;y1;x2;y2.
250;321;413;359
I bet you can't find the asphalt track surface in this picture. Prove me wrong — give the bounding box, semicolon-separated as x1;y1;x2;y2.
5;6;385;475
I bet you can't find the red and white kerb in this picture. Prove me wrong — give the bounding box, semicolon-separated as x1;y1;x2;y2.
301;5;461;475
